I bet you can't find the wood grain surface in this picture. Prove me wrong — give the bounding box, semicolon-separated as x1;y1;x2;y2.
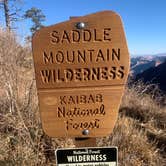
32;11;130;137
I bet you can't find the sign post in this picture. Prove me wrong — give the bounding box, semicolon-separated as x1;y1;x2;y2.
32;10;130;152
74;138;97;147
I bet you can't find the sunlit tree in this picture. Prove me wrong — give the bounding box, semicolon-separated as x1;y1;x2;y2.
24;7;45;34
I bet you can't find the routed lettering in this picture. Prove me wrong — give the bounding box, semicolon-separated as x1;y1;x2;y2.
57;104;105;118
50;28;111;44
59;94;103;105
42;48;121;65
40;66;125;84
66;119;100;130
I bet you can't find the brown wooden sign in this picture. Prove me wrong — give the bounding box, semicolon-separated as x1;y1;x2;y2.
32;11;130;137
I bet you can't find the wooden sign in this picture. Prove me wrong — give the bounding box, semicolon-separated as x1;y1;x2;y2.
32;11;130;137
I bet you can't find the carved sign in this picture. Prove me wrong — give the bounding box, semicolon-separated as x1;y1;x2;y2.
32;11;130;137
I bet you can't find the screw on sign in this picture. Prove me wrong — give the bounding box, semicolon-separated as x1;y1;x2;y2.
32;11;130;138
76;22;86;29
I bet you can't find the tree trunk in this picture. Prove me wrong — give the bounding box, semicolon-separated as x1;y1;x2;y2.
3;0;10;30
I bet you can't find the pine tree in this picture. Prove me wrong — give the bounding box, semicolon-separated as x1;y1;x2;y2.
24;7;45;34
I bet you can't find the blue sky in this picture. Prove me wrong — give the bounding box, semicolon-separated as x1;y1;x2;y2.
3;0;166;55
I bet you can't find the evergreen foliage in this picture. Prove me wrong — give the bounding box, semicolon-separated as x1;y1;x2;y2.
24;7;45;33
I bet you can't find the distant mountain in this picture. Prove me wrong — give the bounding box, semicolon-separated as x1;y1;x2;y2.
130;54;166;77
135;60;166;93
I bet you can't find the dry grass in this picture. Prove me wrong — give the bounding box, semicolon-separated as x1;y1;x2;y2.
0;29;165;165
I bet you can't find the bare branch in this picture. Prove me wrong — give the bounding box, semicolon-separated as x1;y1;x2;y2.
1;0;22;30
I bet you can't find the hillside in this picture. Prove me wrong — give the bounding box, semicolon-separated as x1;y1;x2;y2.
135;61;166;93
0;30;165;165
130;55;166;77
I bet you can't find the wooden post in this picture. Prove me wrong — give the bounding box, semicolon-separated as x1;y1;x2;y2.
74;138;96;147
70;16;79;19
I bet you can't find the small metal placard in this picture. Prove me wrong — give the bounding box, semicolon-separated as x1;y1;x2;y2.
55;147;118;166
